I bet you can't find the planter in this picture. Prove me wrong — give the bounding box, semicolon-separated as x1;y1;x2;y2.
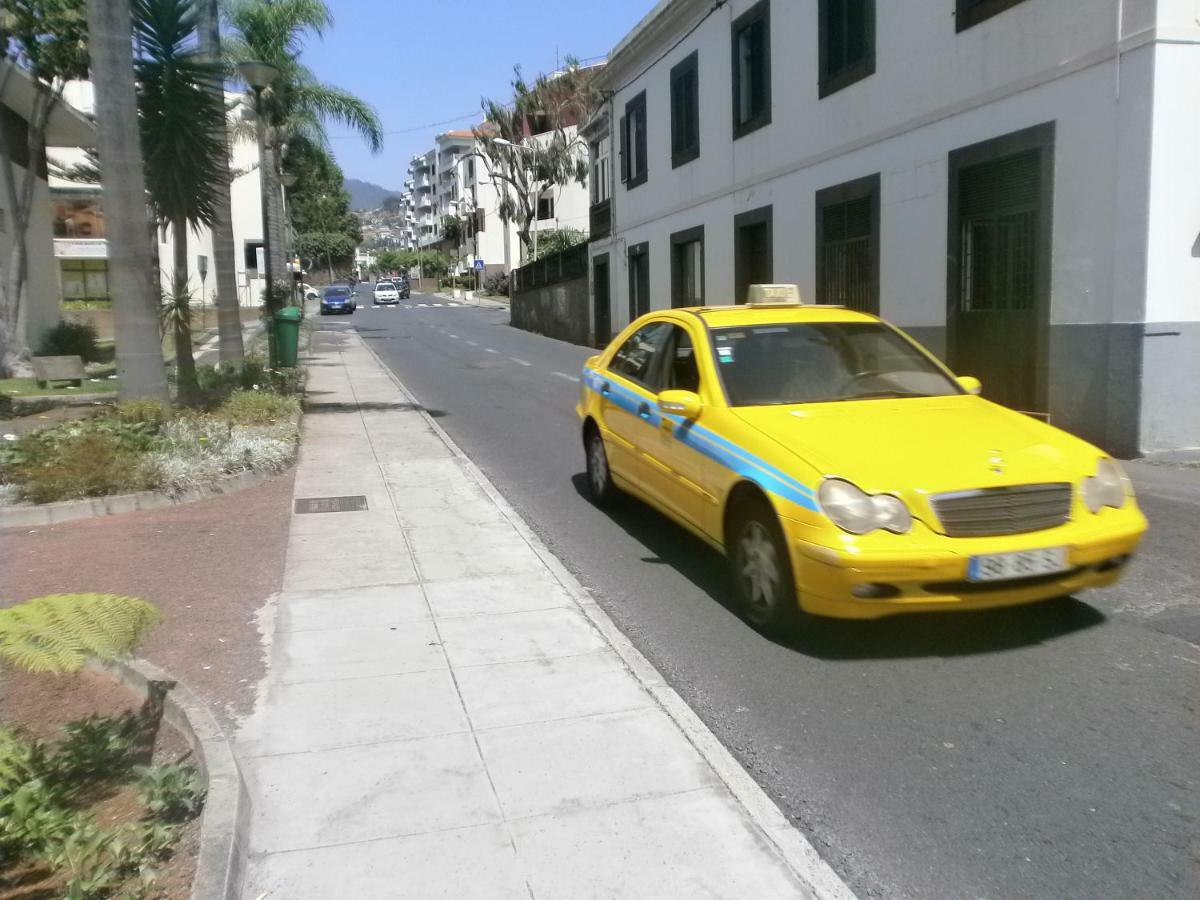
464;290;475;302
453;288;463;300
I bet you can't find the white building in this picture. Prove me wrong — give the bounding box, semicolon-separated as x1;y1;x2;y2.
49;80;268;311
0;63;95;353
585;0;1200;457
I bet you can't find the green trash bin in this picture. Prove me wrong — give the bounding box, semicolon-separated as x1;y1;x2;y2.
273;306;302;368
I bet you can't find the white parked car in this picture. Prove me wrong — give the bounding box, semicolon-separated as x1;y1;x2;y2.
373;280;400;305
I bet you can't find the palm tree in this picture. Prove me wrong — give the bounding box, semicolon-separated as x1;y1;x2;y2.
224;0;382;286
135;0;226;405
197;0;244;365
86;0;169;401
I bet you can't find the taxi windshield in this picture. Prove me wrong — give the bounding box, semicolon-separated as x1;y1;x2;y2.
711;321;961;406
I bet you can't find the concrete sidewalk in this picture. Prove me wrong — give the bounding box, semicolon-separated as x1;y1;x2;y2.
236;329;849;899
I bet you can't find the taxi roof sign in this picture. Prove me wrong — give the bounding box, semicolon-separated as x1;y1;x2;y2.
747;284;804;307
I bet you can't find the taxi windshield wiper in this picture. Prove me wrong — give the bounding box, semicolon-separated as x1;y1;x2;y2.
841;390;938;400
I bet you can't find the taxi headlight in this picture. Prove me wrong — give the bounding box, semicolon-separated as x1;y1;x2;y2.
818;479;912;535
1082;457;1128;513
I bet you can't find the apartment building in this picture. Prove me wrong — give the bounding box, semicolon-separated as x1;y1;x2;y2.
49;80;267;308
585;0;1200;457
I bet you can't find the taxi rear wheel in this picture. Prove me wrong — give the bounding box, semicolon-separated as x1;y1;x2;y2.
585;426;618;507
730;498;800;635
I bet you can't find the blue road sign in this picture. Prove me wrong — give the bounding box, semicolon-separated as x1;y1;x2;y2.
473;258;485;271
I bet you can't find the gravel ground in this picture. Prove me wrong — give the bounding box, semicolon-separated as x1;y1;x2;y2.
0;471;295;727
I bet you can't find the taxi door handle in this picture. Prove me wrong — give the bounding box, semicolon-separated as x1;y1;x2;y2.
638;402;651;419
600;383;611;396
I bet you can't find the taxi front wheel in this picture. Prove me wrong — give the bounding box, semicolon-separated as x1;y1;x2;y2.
730;498;800;635
585;427;618;507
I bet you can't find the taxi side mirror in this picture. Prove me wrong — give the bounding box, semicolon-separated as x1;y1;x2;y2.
957;375;982;395
658;390;702;420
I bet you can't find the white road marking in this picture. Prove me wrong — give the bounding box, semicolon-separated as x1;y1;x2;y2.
510;357;533;366
466;340;479;346
448;334;459;339
552;371;581;382
434;303;445;307
418;303;428;307
485;348;499;354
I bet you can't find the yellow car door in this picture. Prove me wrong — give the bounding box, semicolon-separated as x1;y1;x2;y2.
597;321;674;497
650;323;721;537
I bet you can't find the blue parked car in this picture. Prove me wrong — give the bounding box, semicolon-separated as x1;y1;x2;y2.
320;285;356;315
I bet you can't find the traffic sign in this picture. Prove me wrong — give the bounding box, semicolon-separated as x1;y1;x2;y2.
473;258;485;271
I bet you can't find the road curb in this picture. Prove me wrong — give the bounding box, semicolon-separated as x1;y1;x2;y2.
354;330;854;900
89;657;249;900
0;466;288;530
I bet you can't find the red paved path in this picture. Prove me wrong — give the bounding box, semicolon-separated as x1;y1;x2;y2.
1;472;294;725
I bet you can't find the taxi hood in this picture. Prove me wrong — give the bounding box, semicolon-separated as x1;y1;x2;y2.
731;395;1097;497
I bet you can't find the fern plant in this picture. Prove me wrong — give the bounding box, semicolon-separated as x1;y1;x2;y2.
0;594;160;675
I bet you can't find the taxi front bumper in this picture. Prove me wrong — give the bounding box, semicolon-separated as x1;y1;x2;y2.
784;511;1146;619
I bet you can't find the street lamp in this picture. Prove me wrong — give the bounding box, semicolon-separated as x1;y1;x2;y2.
237;60;281;359
493;138;540;265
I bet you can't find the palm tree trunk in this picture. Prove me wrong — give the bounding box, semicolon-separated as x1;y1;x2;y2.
264;141;288;303
197;0;244;366
171;218;199;405
87;0;169;402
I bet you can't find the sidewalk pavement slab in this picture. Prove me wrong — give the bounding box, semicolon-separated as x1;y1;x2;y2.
236;329;850;899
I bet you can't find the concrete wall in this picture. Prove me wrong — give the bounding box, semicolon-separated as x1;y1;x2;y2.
512;276;591;346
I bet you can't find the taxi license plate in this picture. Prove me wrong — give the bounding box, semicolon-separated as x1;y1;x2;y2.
967;547;1069;582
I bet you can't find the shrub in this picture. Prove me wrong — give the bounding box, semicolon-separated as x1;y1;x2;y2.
195;356;303;407
37;321;100;362
218;390;299;426
114;399;171;427
8;431;154;504
58;714;143;780
484;272;510;296
134;764;204;822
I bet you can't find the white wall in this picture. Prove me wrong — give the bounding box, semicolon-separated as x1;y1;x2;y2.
596;0;1188;333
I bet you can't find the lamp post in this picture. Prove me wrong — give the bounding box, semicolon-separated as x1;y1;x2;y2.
237;60;280;361
494;138;539;265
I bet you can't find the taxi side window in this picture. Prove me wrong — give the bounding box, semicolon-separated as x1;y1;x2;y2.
610;322;672;389
662;326;700;393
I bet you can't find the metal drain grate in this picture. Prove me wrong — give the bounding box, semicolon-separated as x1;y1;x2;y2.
294;495;368;514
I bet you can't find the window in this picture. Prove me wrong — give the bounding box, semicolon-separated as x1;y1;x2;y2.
536;195;555;221
731;0;771;139
670;226;704;308
59;259;110;302
244;240;264;271
590;136;611;204
815;173;880;313
663;326;701;393
955;0;1027;32
670;51;700;167
734;206;773;303
610;321;672;389
628;241;650;320
819;0;874;97
620;91;648;189
52;196;105;238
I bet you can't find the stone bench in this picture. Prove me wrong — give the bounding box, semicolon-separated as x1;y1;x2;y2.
32;355;85;388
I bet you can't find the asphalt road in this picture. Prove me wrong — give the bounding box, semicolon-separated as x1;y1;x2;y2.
328;287;1199;899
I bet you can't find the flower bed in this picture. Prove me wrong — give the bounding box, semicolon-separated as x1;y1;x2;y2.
0;382;300;507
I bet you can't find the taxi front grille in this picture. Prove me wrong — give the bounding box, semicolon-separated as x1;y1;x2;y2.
930;483;1072;537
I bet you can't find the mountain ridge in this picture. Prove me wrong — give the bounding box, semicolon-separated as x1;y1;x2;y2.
346;177;402;210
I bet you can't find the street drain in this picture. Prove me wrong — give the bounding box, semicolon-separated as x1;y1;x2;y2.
294;495;368;514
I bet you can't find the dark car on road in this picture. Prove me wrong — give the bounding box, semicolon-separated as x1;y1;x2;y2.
320;285;356;315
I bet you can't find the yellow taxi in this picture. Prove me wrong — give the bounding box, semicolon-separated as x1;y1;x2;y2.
576;285;1146;631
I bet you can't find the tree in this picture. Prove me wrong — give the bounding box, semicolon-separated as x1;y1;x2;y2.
224;0;382;288
295;231;355;280
135;0;227;405
196;0;243;365
0;0;89;376
475;58;598;261
87;0;170;401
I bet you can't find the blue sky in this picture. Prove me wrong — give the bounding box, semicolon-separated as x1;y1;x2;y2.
301;0;653;188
